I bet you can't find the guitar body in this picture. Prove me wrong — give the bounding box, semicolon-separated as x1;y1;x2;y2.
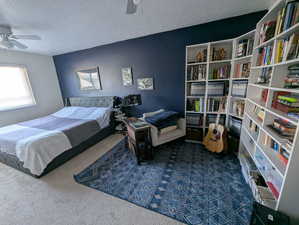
203;123;227;153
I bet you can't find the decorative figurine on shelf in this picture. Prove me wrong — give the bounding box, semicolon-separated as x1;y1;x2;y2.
196;51;204;62
219;48;226;60
196;49;207;62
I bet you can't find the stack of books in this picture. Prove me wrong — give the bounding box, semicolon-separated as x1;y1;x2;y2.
275;33;299;63
211;48;228;61
279;147;290;166
187;65;206;81
186;97;205;112
234;62;251;78
256;67;272;85
236;39;254;57
210;64;231;79
206;97;226;112
258;21;276;45
275;0;299;36
284;64;299;88
271;118;296;137
272;92;299;119
257;45;273;66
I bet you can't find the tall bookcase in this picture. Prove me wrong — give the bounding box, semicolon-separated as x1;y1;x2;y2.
185;31;255;143
240;0;299;222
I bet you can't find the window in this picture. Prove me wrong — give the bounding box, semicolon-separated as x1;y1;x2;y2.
0;66;36;111
76;67;102;90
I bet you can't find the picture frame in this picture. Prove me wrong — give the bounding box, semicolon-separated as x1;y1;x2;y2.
137;78;154;90
76;66;102;90
121;67;133;86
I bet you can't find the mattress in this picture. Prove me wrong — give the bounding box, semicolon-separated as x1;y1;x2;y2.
0;96;116;177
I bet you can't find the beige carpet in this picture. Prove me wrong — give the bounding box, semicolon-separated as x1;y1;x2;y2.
0;134;182;225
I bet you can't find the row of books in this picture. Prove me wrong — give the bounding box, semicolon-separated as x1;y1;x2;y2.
187;65;206;81
236;39;254;57
234;62;251;78
275;33;299;63
186;114;203;127
186;97;205;112
210;65;231;79
206;97;226;112
231;99;245;117
284;64;299;88
189;82;227;96
272;91;299;120
256;67;272;85
211;47;228;61
275;0;299;36
257;45;273;66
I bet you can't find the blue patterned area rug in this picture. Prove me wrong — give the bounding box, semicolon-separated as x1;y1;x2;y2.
74;138;253;225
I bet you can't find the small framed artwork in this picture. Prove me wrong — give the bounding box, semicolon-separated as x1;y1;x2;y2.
76;67;102;90
137;78;154;90
121;67;133;86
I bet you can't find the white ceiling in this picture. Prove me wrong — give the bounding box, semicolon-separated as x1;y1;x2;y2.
0;0;276;56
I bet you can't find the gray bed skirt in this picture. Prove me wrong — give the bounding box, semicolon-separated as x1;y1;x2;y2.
0;125;115;178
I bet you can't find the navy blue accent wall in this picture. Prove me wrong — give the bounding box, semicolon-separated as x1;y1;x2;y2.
53;11;266;116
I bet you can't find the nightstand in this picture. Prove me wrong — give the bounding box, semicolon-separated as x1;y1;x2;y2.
124;118;153;165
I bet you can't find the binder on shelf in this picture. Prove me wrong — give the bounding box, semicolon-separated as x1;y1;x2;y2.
190;83;206;96
207;81;225;96
232;80;248;97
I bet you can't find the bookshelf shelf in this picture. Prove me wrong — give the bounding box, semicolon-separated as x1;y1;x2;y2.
254;37;275;50
186;80;206;83
234;55;253;61
187;62;207;66
240;1;299;218
209;59;232;63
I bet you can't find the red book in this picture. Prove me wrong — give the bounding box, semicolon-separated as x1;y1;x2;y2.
267;182;280;199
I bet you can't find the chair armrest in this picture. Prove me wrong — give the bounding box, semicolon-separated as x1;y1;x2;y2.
177;118;186;132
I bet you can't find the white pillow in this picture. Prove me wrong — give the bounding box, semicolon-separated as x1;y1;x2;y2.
143;109;165;119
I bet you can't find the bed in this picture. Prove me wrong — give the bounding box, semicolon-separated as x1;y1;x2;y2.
0;96;116;178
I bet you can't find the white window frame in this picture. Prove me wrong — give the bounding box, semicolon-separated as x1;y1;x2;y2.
0;64;36;112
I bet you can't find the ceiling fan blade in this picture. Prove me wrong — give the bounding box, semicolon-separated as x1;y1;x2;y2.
126;0;137;14
10;34;41;40
0;40;14;49
9;39;28;49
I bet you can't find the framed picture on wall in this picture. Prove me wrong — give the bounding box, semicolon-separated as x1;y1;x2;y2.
76;67;102;90
137;78;154;90
121;67;133;86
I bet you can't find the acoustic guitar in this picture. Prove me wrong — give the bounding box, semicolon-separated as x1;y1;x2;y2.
203;108;228;153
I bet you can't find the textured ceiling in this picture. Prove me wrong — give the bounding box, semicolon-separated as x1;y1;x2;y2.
0;0;276;56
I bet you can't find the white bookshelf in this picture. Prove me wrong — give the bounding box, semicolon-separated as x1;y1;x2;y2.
185;31;254;142
240;0;299;222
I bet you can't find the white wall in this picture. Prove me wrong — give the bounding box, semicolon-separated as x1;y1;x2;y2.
0;49;63;127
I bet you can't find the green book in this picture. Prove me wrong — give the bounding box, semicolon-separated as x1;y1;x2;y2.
195;100;200;112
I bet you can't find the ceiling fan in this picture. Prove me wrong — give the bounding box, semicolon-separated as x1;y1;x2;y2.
0;25;41;50
126;0;141;14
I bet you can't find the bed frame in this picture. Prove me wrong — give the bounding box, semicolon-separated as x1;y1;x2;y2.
0;96;117;178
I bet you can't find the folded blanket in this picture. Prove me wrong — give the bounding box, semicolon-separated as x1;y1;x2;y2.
145;111;179;129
